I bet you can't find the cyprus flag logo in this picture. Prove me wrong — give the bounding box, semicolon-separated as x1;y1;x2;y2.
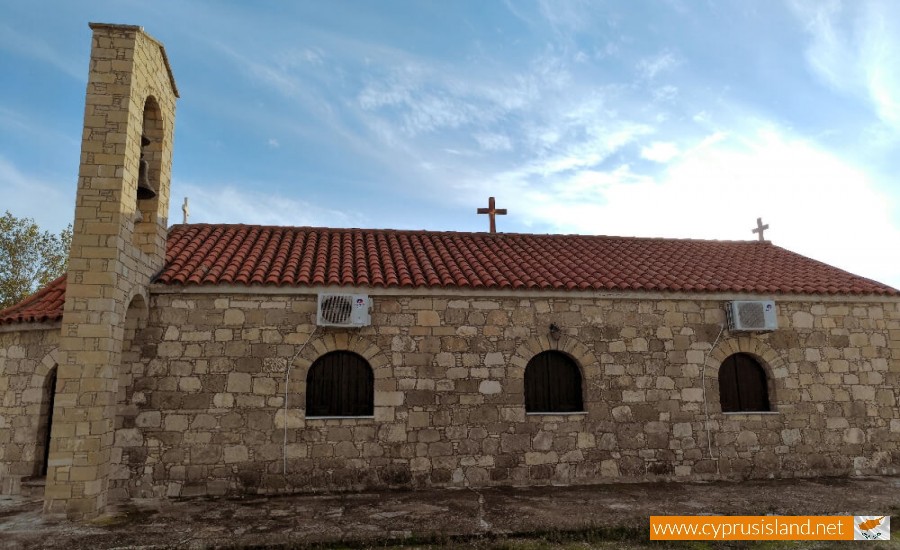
854;516;890;540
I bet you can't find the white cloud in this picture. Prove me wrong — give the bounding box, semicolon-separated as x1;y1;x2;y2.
357;67;417;110
537;0;595;33
267;138;280;148
505;122;653;180
653;85;678;103
276;47;325;67
692;111;710;123
640;141;680;163
473;132;513;152
0;155;74;234
357;66;487;136
792;0;900;131
352;47;581;144
859;10;900;129
171;181;367;228
355;59;544;138
492;126;900;289
637;50;681;79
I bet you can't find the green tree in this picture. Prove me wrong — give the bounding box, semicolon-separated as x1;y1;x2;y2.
0;211;72;310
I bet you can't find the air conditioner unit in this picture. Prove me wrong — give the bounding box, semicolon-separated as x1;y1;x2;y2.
726;300;778;332
317;293;372;327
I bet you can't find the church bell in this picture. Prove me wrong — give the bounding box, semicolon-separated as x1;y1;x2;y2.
137;134;157;200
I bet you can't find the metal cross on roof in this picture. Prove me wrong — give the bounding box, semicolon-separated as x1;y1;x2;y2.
752;217;769;242
477;196;507;234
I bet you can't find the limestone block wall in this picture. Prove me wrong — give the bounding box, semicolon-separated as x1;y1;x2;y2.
0;326;60;494
107;291;900;500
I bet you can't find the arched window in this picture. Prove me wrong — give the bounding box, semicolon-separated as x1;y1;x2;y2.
524;351;583;413
718;353;770;412
306;351;374;417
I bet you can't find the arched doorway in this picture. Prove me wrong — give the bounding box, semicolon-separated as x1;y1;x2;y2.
37;366;58;476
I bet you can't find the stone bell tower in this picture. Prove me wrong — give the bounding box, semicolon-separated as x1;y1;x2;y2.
44;23;178;519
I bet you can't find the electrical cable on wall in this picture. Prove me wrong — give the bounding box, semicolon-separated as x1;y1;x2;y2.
282;325;318;476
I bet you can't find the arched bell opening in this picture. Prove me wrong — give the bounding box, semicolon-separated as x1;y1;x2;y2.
134;96;163;236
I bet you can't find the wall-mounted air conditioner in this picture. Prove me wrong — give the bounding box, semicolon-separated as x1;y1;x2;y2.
316;293;372;327
725;300;778;332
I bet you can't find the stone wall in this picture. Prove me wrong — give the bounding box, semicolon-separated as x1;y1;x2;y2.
0;326;60;494
104;291;900;500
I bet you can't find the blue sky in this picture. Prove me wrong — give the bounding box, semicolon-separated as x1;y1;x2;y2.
2;0;899;289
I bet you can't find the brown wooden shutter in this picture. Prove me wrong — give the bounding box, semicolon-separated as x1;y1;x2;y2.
524;351;583;413
306;351;374;416
718;356;740;412
718;353;770;412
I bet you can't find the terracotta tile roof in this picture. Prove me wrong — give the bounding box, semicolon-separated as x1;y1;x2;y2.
0;275;66;325
2;224;897;326
158;224;899;296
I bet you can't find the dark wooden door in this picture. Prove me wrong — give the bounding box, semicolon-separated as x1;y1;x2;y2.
719;353;770;412
525;351;583;412
306;351;373;416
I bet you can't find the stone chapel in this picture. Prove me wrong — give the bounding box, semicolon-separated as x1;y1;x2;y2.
1;23;898;521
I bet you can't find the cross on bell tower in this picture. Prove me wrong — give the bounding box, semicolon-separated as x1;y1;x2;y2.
477;196;507;233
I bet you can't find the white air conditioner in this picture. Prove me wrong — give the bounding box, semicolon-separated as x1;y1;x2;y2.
317;293;372;327
726;300;778;332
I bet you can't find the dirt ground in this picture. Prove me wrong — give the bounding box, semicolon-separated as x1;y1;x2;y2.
1;476;897;549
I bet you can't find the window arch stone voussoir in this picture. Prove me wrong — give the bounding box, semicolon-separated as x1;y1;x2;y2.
705;336;783;412
706;337;784;378
291;333;390;420
26;347;61;390
36;348;60;379
511;335;599;379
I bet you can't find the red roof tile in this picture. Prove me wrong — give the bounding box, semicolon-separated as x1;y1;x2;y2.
2;224;897;326
0;275;66;325
159;225;899;296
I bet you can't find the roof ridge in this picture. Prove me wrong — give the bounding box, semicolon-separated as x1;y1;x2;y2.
158;224;898;295
168;223;769;245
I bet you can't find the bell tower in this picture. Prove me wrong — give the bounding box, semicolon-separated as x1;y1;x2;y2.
44;23;178;520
